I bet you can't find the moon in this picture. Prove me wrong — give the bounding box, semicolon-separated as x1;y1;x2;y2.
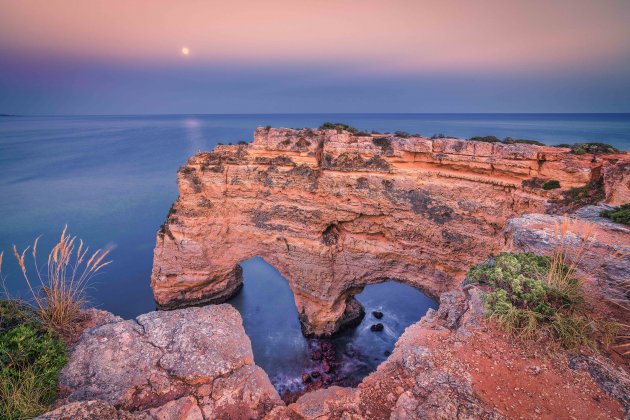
181;47;190;56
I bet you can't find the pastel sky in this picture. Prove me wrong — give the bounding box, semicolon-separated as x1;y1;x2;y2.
1;0;629;114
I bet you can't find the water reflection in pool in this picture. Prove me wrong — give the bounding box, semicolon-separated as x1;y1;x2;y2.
227;257;438;398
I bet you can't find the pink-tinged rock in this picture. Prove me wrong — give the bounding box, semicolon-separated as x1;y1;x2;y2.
602;157;630;205
58;305;282;415
152;127;629;336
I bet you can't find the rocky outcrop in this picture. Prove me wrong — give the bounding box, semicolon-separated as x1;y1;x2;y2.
151;127;628;336
48;305;283;418
506;204;630;300
40;285;627;419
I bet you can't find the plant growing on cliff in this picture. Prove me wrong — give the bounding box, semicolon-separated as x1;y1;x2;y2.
465;218;604;348
0;300;67;419
542;180;560;190
469;136;500;143
319;122;359;134
600;203;630;225
569;143;619;155
8;226;111;335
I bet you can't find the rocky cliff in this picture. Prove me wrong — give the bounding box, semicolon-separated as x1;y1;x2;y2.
151;127;628;336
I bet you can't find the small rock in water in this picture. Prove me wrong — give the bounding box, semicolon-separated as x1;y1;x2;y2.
310;371;321;378
370;323;384;332
372;310;384;319
384;350;391;356
302;373;311;383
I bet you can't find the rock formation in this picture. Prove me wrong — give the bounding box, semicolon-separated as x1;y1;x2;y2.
151;127;628;336
49;305;283;418
43;283;627;419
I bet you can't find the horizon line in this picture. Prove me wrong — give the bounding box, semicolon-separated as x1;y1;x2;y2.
3;112;630;117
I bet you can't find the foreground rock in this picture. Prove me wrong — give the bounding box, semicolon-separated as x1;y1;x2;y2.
42;305;282;419
40;285;627;419
274;287;627;419
151;126;629;335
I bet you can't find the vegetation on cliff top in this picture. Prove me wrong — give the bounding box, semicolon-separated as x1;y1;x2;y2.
555;142;619;154
466;218;619;349
469;135;545;146
600;203;630;225
0;227;111;418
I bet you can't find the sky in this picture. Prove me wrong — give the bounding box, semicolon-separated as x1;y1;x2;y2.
1;0;630;114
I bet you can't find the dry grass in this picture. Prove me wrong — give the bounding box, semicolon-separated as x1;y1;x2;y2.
548;217;629;355
547;216;594;291
4;226;111;335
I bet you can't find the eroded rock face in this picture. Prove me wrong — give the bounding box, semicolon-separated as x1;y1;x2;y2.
55;305;282;417
151;127;629;336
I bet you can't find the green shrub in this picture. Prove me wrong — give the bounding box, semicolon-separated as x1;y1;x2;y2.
566;180;605;207
542;180;561;190
0;301;67;419
319;122;359;134
600;203;630;225
430;133;448;139
394;131;410;138
502;137;545;146
466;252;593;348
556;142;620;155
469;136;500;143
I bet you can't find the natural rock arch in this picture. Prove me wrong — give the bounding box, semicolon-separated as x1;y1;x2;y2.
151;127;627;336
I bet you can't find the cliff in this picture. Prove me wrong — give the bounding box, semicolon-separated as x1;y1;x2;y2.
151;127;629;336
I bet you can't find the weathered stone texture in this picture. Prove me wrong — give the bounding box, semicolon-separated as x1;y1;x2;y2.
152;127;629;336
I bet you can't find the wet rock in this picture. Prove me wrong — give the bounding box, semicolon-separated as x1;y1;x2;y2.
370;323;384;332
302;373;311;383
372;310;384;319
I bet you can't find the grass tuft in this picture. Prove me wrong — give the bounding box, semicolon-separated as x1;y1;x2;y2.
600;203;630;225
9;226;111;335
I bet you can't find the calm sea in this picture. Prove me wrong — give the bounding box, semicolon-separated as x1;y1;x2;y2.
1;113;629;316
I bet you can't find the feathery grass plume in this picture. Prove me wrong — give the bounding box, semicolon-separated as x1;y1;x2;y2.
8;226;111;334
548;216;594;291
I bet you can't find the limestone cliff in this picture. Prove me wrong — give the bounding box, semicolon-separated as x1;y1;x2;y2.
151;127;628;336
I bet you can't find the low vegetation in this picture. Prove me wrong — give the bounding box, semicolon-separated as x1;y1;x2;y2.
0;301;67;419
600;203;630;225
319;122;359;134
542;180;561;190
555;142;619;155
469;135;500;143
469;135;545;146
466;218;617;348
564;180;605;207
0;227;110;418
